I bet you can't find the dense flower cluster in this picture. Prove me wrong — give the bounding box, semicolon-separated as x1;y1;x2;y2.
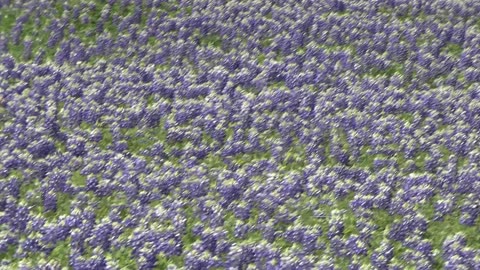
1;0;480;269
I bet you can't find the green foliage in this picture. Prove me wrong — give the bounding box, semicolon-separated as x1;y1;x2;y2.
107;247;136;269
0;244;16;264
203;153;227;169
257;53;266;64
98;128;113;150
94;192;128;221
200;34;222;48
71;171;87;187
260;37;273;48
414;151;429;171
399;112;414;123
355;146;374;170
48;240;70;268
443;43;463;58
369;63;403;78
181;206;200;248
370;209;395;245
56;192;73;216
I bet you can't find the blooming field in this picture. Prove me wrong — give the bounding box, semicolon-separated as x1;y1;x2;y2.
1;0;480;269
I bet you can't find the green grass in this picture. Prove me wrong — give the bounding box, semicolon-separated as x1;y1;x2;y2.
443;43;463;58
202;153;227;169
48;240;70;268
107;247;136;269
399;112;414;123
414;151;429;171
369;63;404;78
71;171;86;187
98;128;113;150
199;34;222;48
181;206;200;247
260;37;274;48
257;53;266;64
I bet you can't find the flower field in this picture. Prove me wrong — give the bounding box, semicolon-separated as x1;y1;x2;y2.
1;0;480;269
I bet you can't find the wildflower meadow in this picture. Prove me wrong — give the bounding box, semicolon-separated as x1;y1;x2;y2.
1;0;480;269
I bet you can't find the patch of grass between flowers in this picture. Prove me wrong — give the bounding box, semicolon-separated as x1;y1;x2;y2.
199;34;223;48
157;253;183;269
443;43;463;58
48;240;70;268
107;247;136;269
369;209;396;247
202;153;227;169
98;127;113;150
71;170;86;187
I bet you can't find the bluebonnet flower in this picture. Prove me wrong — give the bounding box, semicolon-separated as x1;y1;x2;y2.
231;200;251;221
41;189;57;212
327;210;345;240
459;194;480;226
371;240;394;269
66;136;87;157
27;138;56;159
21;39;33;61
388;213;428;242
283;225;305;244
442;233;468;261
0;36;8;53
